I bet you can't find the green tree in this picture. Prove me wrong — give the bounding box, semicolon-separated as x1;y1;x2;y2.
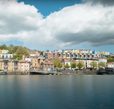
77;61;84;70
53;58;62;68
8;45;16;54
65;63;70;69
107;57;114;62
8;46;29;60
58;63;62;68
0;44;8;50
71;62;76;69
0;45;30;60
98;62;106;68
90;61;97;69
15;46;29;60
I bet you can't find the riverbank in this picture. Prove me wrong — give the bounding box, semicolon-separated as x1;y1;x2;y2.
1;68;114;75
0;69;97;75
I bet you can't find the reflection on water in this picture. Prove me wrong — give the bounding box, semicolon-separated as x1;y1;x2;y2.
0;75;114;109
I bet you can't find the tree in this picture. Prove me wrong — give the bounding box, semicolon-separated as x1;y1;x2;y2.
0;45;30;60
40;51;44;56
8;45;14;53
13;46;29;60
98;62;106;68
90;61;97;69
107;57;114;62
0;44;8;50
77;61;84;70
71;62;76;69
65;63;70;69
58;63;62;68
53;58;62;68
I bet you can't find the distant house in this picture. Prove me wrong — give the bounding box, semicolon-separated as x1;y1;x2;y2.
18;61;30;74
0;60;18;73
43;59;54;71
0;49;13;59
64;60;71;67
0;60;5;71
99;58;107;63
30;51;40;57
31;56;45;70
107;62;114;68
7;60;18;73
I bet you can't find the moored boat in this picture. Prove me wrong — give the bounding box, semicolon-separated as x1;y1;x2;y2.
0;70;7;75
97;68;114;75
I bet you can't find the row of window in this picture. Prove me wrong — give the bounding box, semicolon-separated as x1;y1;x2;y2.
0;54;13;59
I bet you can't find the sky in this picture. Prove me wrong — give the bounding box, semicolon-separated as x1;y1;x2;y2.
0;0;114;52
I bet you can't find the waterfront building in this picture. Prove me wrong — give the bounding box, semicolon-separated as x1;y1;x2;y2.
0;50;9;54
85;60;98;69
43;59;54;71
31;56;45;70
18;60;30;74
99;58;107;63
31;57;39;69
0;49;110;73
0;59;18;73
99;51;110;56
8;61;14;72
0;53;13;59
25;57;31;62
107;62;114;68
0;60;5;71
64;60;71;67
0;49;13;59
44;49;108;70
30;51;41;57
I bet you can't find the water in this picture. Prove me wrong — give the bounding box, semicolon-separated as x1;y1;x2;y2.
0;75;114;109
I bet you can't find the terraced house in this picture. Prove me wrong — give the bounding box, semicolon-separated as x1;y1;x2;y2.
0;49;110;74
44;49;108;69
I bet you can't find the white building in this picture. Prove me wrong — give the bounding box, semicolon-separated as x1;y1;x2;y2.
25;58;31;62
0;54;13;59
0;49;13;59
107;62;114;68
1;50;9;54
99;58;107;63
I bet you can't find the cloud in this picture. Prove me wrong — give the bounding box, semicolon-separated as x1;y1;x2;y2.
83;0;114;6
0;1;114;49
0;1;43;39
42;4;114;47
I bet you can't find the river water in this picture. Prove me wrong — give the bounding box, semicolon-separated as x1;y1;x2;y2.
0;75;114;109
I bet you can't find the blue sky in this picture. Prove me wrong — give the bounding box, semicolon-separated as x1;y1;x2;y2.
0;0;114;53
18;0;81;16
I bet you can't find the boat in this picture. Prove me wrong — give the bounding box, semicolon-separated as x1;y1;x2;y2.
30;70;56;75
97;68;106;75
97;68;114;75
105;68;114;74
0;70;7;75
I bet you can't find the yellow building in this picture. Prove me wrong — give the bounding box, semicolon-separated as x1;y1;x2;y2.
31;58;40;69
8;61;14;72
0;60;4;70
31;57;45;70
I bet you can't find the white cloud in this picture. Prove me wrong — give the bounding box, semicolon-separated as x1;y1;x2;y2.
83;0;114;6
0;1;114;49
41;4;114;47
0;1;43;39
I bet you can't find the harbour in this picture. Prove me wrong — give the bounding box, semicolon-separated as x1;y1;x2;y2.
0;75;114;109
